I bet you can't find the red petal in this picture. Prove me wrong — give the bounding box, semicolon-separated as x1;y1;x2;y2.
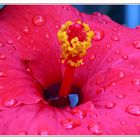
0;5;80;87
0;101;104;135
0;36;41;109
79;12;140;134
0;5;80;108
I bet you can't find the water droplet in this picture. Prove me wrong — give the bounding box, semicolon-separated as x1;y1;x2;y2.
126;104;140;116
0;71;8;78
0;42;4;47
60;119;80;129
17;35;21;40
38;129;48;135
90;54;96;61
98;18;108;24
35;29;39;33
111;35;119;41
55;25;59;29
93;12;102;16
49;114;55;119
107;57;112;62
9;49;13;54
45;33;49;39
22;26;29;34
93;31;104;41
26;67;31;73
58;10;61;15
71;109;86;119
63;6;68;11
0;54;6;60
96;87;105;95
3;98;17;107
32;15;46;26
136;123;140;127
113;28;118;32
105;112;110;116
7;40;13;45
96;76;104;85
115;50;121;54
0;85;3;89
133;40;140;49
106;44;111;49
132;79;140;86
121;54;128;60
88;123;103;135
105;101;116;109
120;121;127;126
110;82;116;86
118;71;125;79
116;94;125;99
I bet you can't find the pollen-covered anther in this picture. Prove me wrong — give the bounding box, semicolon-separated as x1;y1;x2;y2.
57;20;94;67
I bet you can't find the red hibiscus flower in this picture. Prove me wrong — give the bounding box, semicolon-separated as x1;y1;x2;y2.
0;5;140;135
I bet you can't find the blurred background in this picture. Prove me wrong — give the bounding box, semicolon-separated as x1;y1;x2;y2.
0;5;139;28
74;5;140;28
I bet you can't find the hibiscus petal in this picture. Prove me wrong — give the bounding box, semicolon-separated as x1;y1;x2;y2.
81;13;140;133
0;101;104;135
0;37;41;109
0;5;81;87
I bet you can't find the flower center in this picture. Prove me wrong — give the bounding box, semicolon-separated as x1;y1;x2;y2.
43;20;94;108
43;83;82;108
57;20;94;98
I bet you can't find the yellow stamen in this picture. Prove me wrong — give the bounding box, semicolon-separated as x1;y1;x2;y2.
57;20;94;68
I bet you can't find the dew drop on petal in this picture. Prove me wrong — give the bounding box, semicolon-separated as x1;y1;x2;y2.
126;104;140;116
118;71;125;79
0;85;3;89
0;42;4;47
38;129;49;135
107;57;112;62
32;15;46;26
3;98;17;107
98;18;108;24
0;71;8;78
121;54;128;60
49;114;55;119
35;29;39;33
133;40;140;49
90;54;96;61
96;87;105;95
120;121;127;126
93;31;104;41
60;119;80;129
113;28;118;32
45;33;49;39
7;40;13;45
0;54;6;60
111;35;119;41
115;50;121;54
93;12;102;16
132;79;140;86
106;44;112;49
116;94;125;99
71;108;86;119
58;10;61;15
17;35;21;40
105;101;116;109
110;82;116;86
22;26;29;34
96;76;104;85
88;123;103;135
